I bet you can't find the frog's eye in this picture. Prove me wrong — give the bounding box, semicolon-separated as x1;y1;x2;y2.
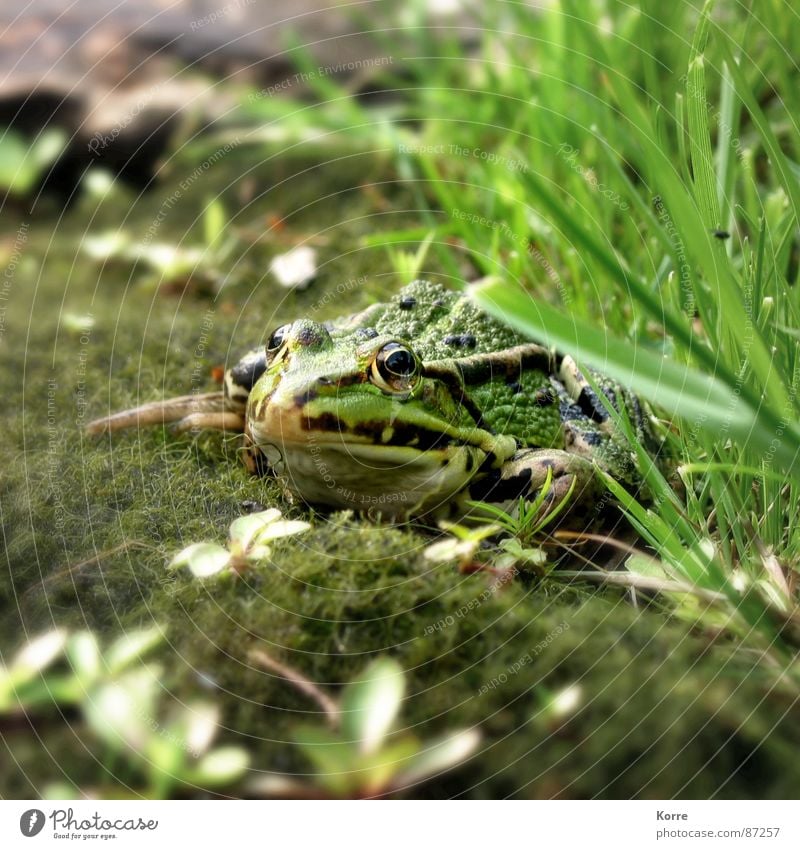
266;324;291;359
371;342;420;393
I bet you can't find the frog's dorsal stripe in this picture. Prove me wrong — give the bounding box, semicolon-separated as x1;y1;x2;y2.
419;343;555;433
423;343;554;386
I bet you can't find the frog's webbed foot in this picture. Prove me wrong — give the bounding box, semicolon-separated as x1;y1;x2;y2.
468;448;603;524
86;391;245;435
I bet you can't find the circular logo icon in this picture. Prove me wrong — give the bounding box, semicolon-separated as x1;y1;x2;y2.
19;809;46;837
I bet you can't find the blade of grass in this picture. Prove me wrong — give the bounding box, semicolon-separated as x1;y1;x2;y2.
471;278;800;476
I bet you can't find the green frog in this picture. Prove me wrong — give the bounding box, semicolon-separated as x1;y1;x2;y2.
87;280;665;520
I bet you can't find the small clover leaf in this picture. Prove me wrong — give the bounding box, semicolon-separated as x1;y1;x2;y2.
229;509;282;549
170;542;232;578
187;747;250;787
250;654;481;798
105;627;165;674
391;729;481;790
253;519;312;543
170;510;310;578
340;658;405;755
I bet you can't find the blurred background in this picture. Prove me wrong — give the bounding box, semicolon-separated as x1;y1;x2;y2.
1;0;466;197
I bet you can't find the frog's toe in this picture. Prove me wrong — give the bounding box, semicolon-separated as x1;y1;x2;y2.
469;448;600;512
173;411;246;433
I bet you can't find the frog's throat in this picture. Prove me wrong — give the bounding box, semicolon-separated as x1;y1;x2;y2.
254;436;489;516
245;403;513;514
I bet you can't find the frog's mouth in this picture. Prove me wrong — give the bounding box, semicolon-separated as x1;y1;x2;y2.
247;411;486;515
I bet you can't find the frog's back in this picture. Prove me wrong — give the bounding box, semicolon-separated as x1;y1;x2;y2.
339;280;525;360
335;280;669;486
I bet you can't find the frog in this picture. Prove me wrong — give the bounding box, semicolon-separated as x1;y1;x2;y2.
87;280;666;521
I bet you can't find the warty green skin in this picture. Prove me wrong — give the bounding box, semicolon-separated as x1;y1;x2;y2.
88;280;665;521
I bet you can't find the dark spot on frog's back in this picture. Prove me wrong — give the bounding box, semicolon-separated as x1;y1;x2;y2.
356;327;379;341
560;398;585;422
292;320;333;349
580;429;603;446
576;386;609;423
296;325;318;346
398;295;417;310
629;392;647;432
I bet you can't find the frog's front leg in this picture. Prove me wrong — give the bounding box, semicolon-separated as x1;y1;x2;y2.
468;448;603;521
86;349;266;436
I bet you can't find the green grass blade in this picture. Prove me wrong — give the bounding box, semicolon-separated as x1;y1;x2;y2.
471;279;800;476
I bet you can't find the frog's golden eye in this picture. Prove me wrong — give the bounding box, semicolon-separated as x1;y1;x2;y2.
371;342;420;394
266;324;291;360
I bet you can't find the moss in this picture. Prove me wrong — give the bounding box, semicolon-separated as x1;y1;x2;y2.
2;150;799;799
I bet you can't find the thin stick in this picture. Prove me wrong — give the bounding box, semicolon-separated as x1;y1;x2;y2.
558;569;727;601
553;529;652;559
23;541;153;601
85;392;228;435
248;649;339;727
